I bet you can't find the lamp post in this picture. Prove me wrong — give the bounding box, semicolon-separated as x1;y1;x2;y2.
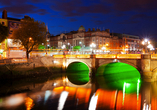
29;37;32;41
68;43;72;54
62;45;66;55
125;45;128;54
101;46;106;54
142;39;154;54
90;43;96;54
68;43;71;50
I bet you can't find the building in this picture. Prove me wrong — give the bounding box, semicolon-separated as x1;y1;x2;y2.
0;10;53;58
50;25;141;54
112;33;141;54
0;13;8;53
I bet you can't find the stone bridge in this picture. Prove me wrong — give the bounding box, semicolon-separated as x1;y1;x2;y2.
40;54;157;82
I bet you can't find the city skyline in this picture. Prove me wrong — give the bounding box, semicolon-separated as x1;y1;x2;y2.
0;0;157;40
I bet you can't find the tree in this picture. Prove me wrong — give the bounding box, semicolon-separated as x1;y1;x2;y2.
13;17;47;59
0;23;9;43
38;44;45;49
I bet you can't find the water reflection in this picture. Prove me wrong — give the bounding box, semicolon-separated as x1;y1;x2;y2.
0;73;157;109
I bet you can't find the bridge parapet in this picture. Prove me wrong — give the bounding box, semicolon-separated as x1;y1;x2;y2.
151;54;157;59
53;54;142;59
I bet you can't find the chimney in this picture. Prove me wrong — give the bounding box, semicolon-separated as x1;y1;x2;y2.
105;29;110;33
2;10;7;19
88;28;91;31
92;28;95;31
96;28;100;31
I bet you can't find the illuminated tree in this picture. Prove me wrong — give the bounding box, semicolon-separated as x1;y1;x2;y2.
13;17;47;59
0;23;9;43
38;44;45;49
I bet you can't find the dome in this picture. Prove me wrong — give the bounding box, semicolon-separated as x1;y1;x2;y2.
79;25;85;30
78;25;85;32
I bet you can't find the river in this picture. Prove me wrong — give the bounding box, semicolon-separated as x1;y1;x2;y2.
0;70;156;110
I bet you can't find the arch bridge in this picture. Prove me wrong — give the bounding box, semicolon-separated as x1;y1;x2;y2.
42;54;157;82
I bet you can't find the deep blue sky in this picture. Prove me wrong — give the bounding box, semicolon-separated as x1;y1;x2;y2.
0;0;157;40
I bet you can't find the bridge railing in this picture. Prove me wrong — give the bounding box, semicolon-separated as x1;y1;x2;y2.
53;54;142;59
151;54;157;59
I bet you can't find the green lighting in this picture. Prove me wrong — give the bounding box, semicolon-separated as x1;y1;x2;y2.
124;82;131;88
66;62;89;85
96;62;141;93
138;79;140;83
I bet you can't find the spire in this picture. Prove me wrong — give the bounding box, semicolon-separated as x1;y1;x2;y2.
46;24;49;32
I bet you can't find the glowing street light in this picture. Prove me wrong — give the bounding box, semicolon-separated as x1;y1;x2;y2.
142;38;154;54
62;45;66;49
101;46;106;50
90;43;96;54
101;46;106;54
29;37;32;42
67;43;71;50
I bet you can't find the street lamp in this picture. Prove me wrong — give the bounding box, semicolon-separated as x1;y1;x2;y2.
101;46;106;54
90;43;96;54
29;37;32;42
68;43;71;49
125;45;128;54
142;38;154;54
68;43;72;54
62;45;66;49
62;45;66;55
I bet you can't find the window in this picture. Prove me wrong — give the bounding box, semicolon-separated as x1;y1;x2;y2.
131;44;134;47
93;38;95;41
1;22;4;25
100;38;102;41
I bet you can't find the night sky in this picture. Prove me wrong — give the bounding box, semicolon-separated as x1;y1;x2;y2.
0;0;157;40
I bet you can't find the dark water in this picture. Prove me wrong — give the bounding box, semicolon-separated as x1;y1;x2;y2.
0;72;156;110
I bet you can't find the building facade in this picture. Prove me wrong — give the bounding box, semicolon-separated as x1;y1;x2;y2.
0;17;8;52
50;25;141;54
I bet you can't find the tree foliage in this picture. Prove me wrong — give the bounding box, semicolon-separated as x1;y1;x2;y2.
13;17;47;59
38;44;45;49
0;23;9;43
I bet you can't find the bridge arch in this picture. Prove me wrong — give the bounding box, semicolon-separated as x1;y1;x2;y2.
98;59;141;73
65;76;92;88
65;59;92;75
96;62;141;84
66;61;91;85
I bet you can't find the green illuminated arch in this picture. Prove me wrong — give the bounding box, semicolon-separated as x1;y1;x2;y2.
66;62;89;85
96;62;141;93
